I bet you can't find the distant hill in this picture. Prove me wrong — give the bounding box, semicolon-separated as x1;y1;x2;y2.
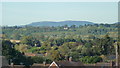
27;20;95;27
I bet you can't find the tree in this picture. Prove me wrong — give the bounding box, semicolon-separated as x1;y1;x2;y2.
21;36;33;46
80;56;102;64
88;35;96;40
70;51;80;61
11;33;21;40
48;50;61;61
70;25;76;28
81;46;93;56
58;45;70;59
2;40;33;66
31;56;45;63
2;40;14;59
21;36;41;47
64;25;68;28
14;44;28;53
53;38;64;46
34;39;41;47
101;34;114;55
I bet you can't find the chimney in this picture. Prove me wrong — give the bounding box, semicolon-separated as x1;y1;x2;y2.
110;61;114;67
11;63;14;68
43;61;46;66
69;57;72;62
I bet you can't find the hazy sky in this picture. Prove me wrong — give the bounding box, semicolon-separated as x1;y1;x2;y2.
1;2;118;26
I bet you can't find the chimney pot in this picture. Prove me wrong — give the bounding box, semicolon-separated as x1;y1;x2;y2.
43;61;46;66
69;57;72;62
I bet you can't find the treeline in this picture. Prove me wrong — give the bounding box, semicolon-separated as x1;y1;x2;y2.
1;23;118;40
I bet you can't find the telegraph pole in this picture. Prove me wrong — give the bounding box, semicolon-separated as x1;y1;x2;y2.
115;42;118;67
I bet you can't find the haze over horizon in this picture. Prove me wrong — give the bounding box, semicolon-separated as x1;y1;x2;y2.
1;2;118;26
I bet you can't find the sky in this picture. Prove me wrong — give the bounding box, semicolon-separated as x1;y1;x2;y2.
1;2;118;26
1;0;120;2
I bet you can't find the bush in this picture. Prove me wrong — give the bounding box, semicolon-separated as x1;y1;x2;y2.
80;56;103;64
31;56;45;63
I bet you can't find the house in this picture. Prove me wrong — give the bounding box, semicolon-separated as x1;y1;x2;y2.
0;56;9;68
0;34;2;38
10;40;20;43
64;27;69;30
24;53;44;57
24;53;37;57
49;57;84;68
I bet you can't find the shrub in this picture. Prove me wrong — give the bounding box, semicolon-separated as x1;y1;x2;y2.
80;56;103;64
